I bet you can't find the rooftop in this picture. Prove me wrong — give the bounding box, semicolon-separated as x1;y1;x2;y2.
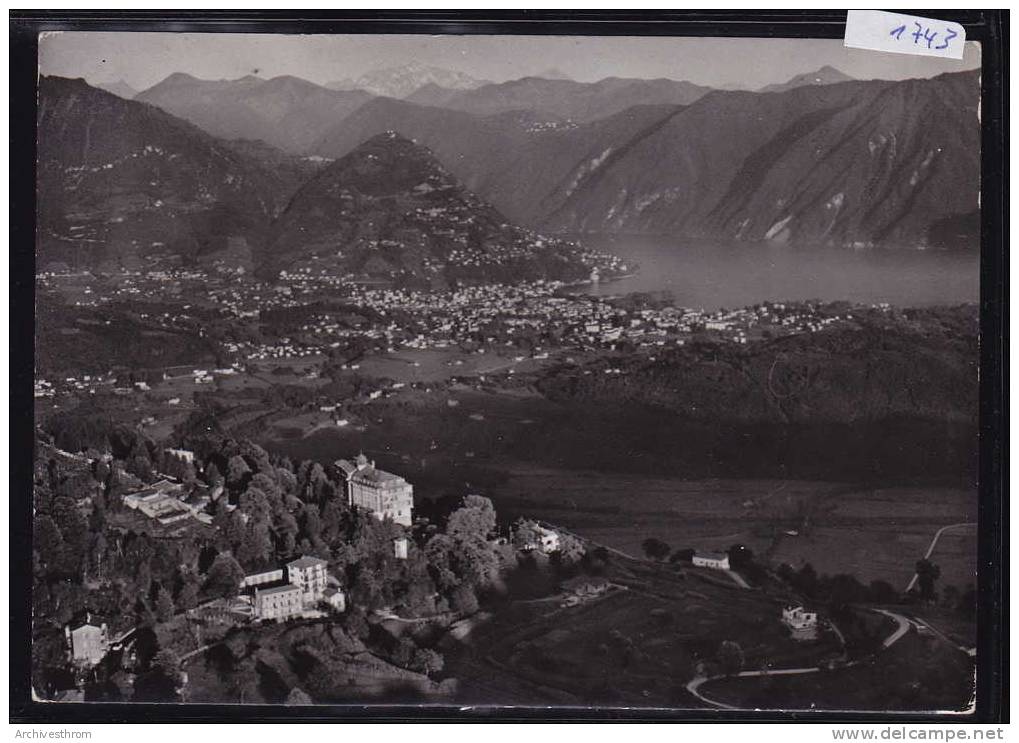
694;550;729;561
350;467;406;485
287;555;328;570
256;583;303;596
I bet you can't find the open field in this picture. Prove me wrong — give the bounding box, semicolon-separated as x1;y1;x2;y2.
696;630;974;712
907;606;977;649
441;557;840;707
333;347;559;384
488;465;977;590
262;382;977;591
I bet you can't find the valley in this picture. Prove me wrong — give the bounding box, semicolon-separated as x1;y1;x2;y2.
29;50;981;713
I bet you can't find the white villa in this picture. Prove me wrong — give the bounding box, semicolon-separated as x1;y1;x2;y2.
782;605;819;640
522;524;561;554
692;551;731;570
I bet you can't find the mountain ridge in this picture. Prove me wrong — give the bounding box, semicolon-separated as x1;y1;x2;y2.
135;73;374;153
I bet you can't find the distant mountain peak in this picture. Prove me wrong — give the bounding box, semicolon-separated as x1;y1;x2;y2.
315;129;453;195
326;64;489;98
760;66;855;93
93;79;138;100
265;128;601;284
159;71;201;86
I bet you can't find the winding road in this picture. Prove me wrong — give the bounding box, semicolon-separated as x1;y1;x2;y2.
685;607;914;710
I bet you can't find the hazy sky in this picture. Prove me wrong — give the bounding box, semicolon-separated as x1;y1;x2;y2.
39;32;981;92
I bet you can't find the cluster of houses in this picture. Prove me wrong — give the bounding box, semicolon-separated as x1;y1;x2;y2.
235;455;417;623
243;280;855;363
37;261;866;412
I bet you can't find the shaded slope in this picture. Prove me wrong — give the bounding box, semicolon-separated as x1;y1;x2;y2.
264;132;611;285
543;71;980;249
37;76;296;269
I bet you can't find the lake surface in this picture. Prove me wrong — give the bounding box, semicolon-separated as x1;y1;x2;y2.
579;235;979;310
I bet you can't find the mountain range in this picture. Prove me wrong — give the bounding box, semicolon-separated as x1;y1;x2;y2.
412;75;713;122
37;77;601;284
314;71;980;248
132;64;844;154
40;67;981;279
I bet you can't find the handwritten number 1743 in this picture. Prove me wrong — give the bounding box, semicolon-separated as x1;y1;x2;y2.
889;23;958;51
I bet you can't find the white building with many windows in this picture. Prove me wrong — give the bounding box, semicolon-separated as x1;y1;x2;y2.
335;454;413;526
286;555;328;604
246;556;335;621
253;584;304;621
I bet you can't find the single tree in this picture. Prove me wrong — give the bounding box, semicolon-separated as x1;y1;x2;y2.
641;537;671;561
205;553;244;599
411;648;445;676
915;559;941;602
226;455;252;491
155;587;175;623
726;543;754;570
176;582;200;612
285;687;313;705
447;495;497;542
450;582;479;614
716;640;745;677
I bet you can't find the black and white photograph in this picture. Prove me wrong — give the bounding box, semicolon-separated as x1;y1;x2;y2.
14;15;1004;719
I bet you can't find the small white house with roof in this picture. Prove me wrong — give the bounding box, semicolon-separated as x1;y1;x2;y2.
781;605;819;640
692;550;731;570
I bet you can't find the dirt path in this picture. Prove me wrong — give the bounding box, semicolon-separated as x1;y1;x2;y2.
903;522;977;593
721;569;751;590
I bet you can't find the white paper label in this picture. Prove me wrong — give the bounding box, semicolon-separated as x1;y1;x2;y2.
844;10;966;60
